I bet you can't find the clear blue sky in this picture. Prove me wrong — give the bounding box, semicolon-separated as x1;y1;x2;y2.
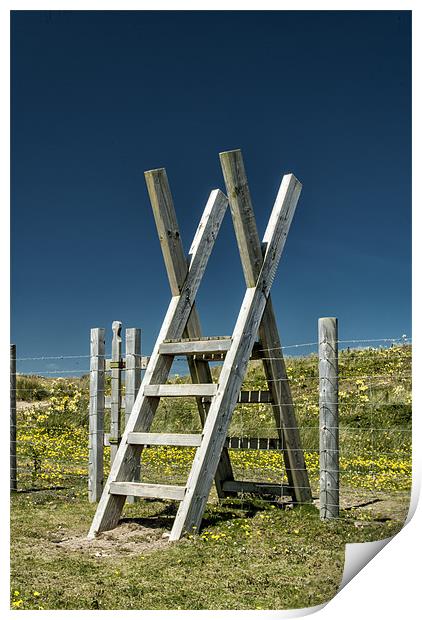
11;10;411;374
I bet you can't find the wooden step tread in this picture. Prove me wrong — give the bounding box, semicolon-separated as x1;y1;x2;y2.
159;338;232;356
105;389;271;409
127;432;202;447
109;482;186;501
222;480;292;497
144;384;217;397
163;336;231;343
225;436;282;450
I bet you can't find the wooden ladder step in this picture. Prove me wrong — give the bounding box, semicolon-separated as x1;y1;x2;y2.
159;338;232;356
109;482;186;501
225;437;282;450
144;384;217;397
237;390;273;403
127;432;202;447
222;480;292;497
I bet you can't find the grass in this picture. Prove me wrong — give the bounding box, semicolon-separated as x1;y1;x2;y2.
10;344;412;609
10;483;407;610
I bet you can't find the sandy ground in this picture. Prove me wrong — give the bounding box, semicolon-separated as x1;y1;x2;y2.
56;522;172;557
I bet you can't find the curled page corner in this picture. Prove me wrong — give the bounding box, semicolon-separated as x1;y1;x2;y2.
340;536;393;590
339;476;420;591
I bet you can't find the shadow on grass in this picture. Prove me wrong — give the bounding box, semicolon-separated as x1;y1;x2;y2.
343;498;382;510
13;486;67;494
118;496;322;533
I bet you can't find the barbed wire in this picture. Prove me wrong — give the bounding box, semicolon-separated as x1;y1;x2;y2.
13;336;411;363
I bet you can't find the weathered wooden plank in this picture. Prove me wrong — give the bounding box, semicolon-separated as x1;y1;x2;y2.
159;338;231;356
106;433;284;450
10;344;17;492
164;336;231;342
202;391;272;405
110;482;186;501
110;321;122;464
127;432;202;447
191;353;226;362
145;168;189;295
319;317;339;519
144;384;217;398
220;149;312;505
88;189;228;537
225;436;282;450
125;327;142;503
189;342;263;362
107;434;284;450
145;168;234;498
170;173;302;540
88;328;105;503
222;480;291;497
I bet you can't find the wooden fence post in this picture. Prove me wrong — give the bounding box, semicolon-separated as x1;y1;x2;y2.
319;317;339;519
10;344;17;492
110;321;122;464
125;328;142;503
89;328;105;502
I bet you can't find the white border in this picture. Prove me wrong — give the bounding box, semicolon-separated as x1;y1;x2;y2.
2;3;419;618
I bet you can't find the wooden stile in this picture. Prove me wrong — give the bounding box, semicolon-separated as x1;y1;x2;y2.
87;149;312;542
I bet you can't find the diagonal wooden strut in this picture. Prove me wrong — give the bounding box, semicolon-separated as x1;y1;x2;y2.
144;168;234;496
220;149;312;504
88;189;228;538
169;172;303;540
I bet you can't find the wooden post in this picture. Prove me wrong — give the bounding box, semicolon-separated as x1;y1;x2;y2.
125;328;141;503
89;328;105;502
220;149;312;504
10;344;17;492
319;317;339;519
110;321;122;464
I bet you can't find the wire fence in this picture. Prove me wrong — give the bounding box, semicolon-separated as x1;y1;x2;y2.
11;336;412;524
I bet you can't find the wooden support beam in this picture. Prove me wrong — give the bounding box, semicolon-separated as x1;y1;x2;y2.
88;328;105;502
88;188;229;538
237;390;273;404
145;168;234;498
170;172;302;540
225;436;282;450
222;480;291;497
104;388;271;414
220;149;312;504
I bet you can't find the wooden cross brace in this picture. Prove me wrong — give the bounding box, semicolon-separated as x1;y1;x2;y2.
88;149;311;541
